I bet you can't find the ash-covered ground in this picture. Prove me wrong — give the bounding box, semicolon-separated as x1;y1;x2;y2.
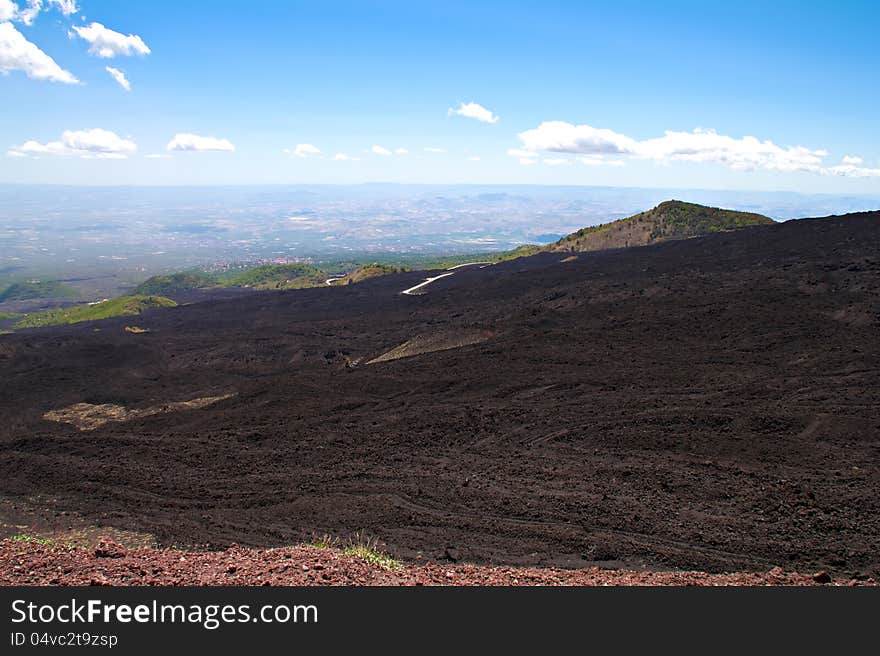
1;211;878;579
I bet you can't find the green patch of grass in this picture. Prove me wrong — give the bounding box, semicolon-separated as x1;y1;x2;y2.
342;533;401;569
132;270;219;295
14;295;177;329
329;263;411;286
0;311;21;321
223;263;323;289
9;533;52;545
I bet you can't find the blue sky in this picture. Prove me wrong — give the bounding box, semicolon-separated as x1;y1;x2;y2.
1;0;879;191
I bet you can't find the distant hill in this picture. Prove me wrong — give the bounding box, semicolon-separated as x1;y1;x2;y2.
0;280;77;303
329;264;411;286
547;200;774;253
225;263;323;289
133;264;327;296
14;295;177;329
133;271;219;296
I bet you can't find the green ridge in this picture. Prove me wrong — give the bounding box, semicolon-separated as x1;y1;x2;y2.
15;295;177;329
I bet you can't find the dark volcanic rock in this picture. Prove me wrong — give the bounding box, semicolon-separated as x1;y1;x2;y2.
1;211;879;578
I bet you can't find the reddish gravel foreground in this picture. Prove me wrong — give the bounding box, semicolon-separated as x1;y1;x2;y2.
1;539;872;586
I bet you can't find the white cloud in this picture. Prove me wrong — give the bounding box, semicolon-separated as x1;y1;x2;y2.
10;128;136;158
543;158;570;166
467;156;481;161
72;22;150;58
514;120;880;177
47;0;77;15
448;101;499;124
333;153;359;161
0;1;17;22
145;153;172;159
16;1;40;25
6;149;27;157
166;133;235;152
289;143;320;158
105;65;130;91
518;121;637;156
13;1;78;24
371;145;392;156
423;147;446;153
0;21;78;83
841;155;863;165
394;147;409;156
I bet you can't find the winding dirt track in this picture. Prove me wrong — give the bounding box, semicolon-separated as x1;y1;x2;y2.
1;212;878;580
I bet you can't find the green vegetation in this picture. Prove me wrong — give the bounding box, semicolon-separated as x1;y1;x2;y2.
329;263;411;285
133;263;328;295
388;244;542;271
550;200;774;253
307;532;400;568
0;280;77;302
9;534;52;545
14;295;177;329
225;263;323;288
132;270;218;295
342;534;401;569
0;312;21;321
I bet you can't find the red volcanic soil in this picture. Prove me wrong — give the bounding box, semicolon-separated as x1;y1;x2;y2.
1;538;867;586
1;211;879;580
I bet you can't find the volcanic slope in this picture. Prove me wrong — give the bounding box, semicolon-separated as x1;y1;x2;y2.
0;211;878;579
547;199;774;252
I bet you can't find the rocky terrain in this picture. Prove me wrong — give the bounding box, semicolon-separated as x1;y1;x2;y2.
1;538;866;586
0;208;878;582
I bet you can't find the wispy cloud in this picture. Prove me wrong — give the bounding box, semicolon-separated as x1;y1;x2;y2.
9;128;136;158
284;143;320;158
105;66;130;91
371;145;408;156
166;133;235;152
5;0;79;25
448;101;499;124
71;22;150;58
333;153;359;161
423;147;446;153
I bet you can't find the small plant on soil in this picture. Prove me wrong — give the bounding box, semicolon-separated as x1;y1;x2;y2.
9;534;52;545
342;532;401;569
308;534;339;549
